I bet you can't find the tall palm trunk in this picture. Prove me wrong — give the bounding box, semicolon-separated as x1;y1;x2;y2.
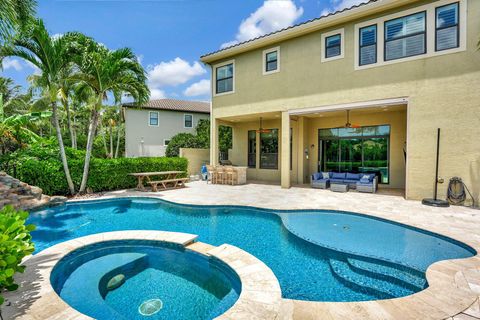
52;102;75;194
109;121;113;158
72;115;77;149
114;125;121;158
64;101;75;149
100;121;108;156
79;106;100;193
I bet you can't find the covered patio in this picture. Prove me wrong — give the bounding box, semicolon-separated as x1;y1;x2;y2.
210;98;408;197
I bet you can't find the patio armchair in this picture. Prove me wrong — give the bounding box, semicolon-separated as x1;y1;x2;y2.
311;172;331;189
356;174;378;193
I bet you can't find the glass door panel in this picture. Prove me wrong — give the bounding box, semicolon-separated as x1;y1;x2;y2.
339;139;362;173
362;137;389;183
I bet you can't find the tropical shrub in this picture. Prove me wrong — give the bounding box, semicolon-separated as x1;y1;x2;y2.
0;206;35;306
165;133;200;157
166;119;233;158
1;143;188;195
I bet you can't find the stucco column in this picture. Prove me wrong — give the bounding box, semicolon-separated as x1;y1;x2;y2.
281;111;291;189
210;118;219;165
297;117;305;184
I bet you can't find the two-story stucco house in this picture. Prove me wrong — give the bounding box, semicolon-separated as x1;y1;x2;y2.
124;99;210;157
201;0;480;202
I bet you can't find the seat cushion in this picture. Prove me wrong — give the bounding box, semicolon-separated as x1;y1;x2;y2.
344;179;359;184
361;174;375;181
346;173;361;180
331;172;346;179
358;179;372;184
330;179;346;183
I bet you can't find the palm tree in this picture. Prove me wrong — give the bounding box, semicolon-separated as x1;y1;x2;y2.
0;0;36;43
72;41;149;193
0;19;85;194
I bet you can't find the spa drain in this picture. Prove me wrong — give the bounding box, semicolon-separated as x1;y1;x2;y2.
138;299;163;316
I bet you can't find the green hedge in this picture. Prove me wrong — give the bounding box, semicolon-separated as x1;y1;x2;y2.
1;144;188;195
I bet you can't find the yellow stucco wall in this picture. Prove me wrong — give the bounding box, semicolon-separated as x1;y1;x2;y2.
179;148;210;175
209;0;480;202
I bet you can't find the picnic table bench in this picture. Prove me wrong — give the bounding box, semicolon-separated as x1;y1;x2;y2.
128;171;187;191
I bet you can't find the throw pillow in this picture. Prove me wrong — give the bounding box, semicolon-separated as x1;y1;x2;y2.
322;172;330;179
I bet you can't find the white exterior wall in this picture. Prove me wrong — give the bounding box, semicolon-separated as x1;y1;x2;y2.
125;108;210;157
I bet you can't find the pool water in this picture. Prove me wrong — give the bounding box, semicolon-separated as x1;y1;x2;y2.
51;240;240;320
32;197;475;302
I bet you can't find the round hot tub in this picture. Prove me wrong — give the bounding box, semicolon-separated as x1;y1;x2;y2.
50;240;242;320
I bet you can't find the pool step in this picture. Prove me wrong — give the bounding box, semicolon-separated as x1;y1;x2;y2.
346;258;426;291
329;259;416;299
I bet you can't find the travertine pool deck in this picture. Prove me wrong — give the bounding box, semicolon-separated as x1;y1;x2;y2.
5;181;480;319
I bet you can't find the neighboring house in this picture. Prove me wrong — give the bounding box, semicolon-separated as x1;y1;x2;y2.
123;99;210;157
201;0;480;202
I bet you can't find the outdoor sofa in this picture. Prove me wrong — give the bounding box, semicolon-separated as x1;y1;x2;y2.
311;172;378;193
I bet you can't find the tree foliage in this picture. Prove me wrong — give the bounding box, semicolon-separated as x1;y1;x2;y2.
0;0;36;43
165;133;201;157
0;206;35;306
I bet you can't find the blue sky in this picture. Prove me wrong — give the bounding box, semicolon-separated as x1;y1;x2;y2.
1;0;363;103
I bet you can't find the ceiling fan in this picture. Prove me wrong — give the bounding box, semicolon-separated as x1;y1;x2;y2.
256;117;271;133
344;110;361;128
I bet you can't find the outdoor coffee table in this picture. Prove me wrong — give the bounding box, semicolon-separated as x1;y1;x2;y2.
331;183;349;193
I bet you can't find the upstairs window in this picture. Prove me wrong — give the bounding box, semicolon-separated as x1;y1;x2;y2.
149;111;159;126
436;3;459;51
266;51;278;72
359;25;377;66
184;114;193;128
385;12;426;61
263;47;280;75
325;34;342;59
216;63;234;94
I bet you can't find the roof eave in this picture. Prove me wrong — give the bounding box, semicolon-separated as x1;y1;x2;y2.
200;0;419;64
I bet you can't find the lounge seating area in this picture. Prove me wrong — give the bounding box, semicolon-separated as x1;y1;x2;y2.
311;172;378;193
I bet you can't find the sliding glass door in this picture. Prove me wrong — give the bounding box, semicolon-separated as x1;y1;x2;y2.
318;125;390;184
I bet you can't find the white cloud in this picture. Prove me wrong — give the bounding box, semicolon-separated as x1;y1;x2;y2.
2;58;23;71
221;0;304;49
321;0;367;16
184;79;210;97
147;57;206;88
25;61;41;75
150;88;166;100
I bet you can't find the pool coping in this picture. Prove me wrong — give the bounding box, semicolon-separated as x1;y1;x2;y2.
2;231;282;320
62;193;480;320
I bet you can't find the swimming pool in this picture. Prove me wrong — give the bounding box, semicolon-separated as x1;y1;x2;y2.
50;240;241;320
29;197;475;302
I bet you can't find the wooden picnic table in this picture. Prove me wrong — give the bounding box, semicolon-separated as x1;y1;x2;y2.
128;171;185;191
